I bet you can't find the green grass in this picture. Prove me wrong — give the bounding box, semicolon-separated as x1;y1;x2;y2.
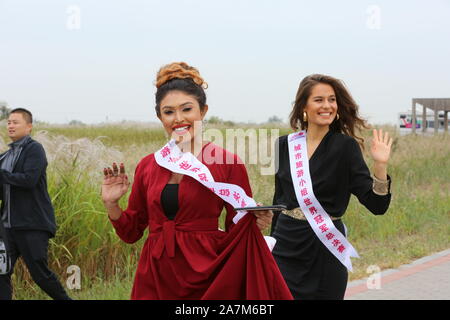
1;124;448;299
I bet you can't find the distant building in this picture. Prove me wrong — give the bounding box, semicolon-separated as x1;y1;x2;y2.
410;98;450;133
398;110;448;130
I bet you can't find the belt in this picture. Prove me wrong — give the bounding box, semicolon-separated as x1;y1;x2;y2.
150;218;218;259
282;207;341;221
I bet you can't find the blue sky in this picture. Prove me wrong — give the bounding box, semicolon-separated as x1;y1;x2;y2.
1;0;449;124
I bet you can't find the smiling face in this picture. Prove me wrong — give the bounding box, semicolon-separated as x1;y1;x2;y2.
304;83;338;130
7;112;32;142
158;90;208;144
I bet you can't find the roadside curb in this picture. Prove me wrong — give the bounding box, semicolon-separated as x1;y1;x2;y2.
345;249;450;299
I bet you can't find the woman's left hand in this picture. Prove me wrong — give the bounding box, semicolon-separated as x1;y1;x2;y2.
370;129;393;164
253;203;274;231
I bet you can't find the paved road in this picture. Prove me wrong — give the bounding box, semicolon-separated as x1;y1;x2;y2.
345;249;450;300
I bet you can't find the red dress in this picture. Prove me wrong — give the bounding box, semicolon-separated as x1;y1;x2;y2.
110;142;293;300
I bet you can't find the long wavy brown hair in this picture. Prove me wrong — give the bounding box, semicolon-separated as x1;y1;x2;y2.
289;74;369;147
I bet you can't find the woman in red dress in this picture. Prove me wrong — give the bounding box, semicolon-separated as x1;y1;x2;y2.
101;62;293;300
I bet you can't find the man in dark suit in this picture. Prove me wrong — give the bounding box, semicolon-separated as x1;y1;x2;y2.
0;108;70;300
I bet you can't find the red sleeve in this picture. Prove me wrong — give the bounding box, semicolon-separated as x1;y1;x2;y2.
224;154;253;232
109;160;149;244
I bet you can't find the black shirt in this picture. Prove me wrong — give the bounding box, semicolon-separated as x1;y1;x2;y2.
271;129;391;234
160;184;179;220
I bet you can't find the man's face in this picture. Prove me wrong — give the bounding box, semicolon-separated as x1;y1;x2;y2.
7;113;32;142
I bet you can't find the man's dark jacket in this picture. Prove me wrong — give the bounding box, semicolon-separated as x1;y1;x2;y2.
0;137;57;237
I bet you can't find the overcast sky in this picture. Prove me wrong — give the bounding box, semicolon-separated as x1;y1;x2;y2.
1;0;449;124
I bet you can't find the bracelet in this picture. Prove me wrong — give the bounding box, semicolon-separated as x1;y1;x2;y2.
282;208;340;221
372;174;390;196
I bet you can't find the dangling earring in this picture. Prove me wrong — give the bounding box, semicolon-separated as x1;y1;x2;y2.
336;113;340;121
202;118;207;135
303;111;308;122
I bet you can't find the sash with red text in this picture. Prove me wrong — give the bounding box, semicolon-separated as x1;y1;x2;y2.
154;139;277;251
287;131;359;271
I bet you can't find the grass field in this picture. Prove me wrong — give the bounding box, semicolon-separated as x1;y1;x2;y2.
0;123;448;300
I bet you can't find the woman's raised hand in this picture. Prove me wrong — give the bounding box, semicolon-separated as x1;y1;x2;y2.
370;129;393;164
101;162;130;207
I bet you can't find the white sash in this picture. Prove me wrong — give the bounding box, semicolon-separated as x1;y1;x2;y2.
154;139;277;251
287;131;359;271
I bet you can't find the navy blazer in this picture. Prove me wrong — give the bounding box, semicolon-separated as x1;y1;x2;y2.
0;137;57;237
